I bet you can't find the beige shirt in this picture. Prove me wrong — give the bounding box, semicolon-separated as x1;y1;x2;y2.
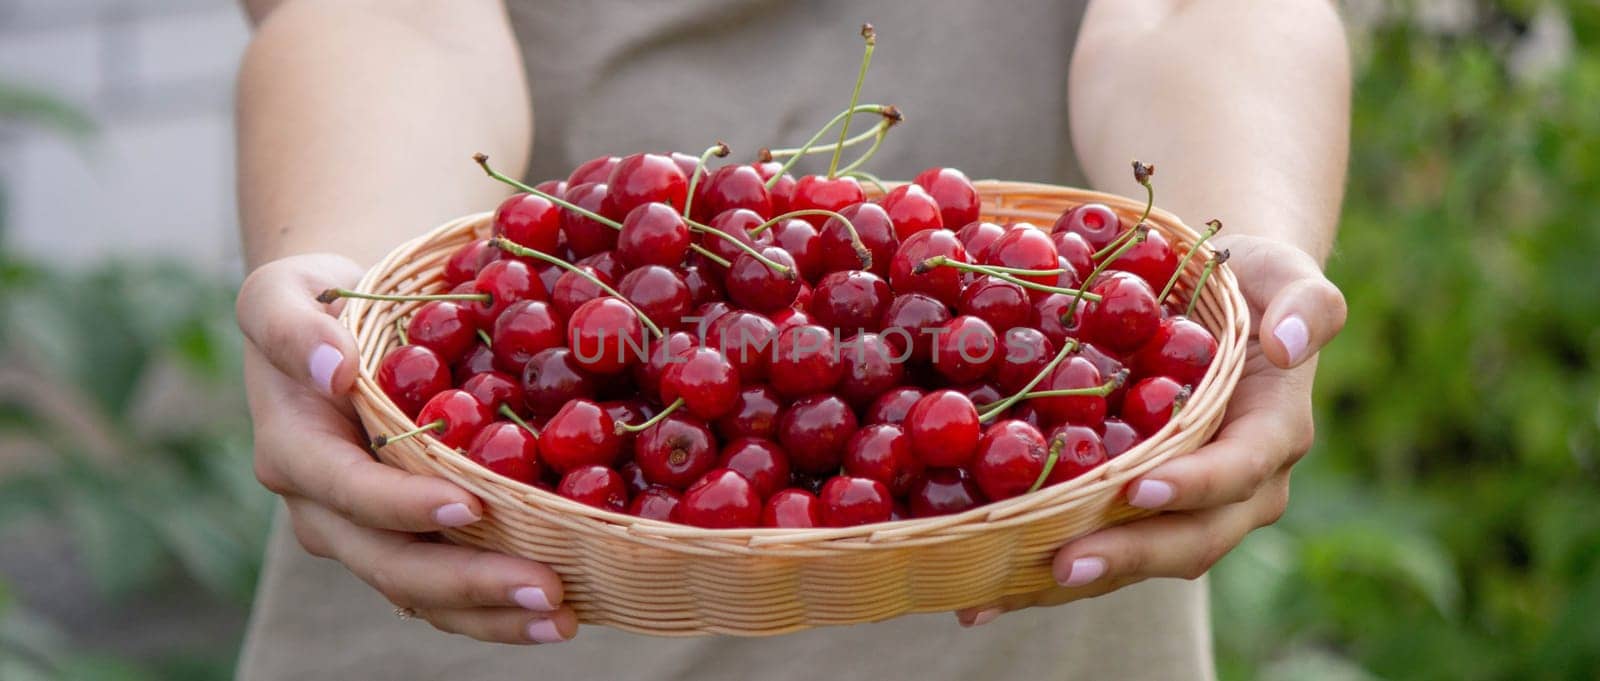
237;2;1215;678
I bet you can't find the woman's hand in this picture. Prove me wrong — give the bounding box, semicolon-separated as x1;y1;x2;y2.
236;254;577;645
955;235;1347;626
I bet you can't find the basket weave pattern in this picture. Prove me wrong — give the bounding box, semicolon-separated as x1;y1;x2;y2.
341;180;1249;636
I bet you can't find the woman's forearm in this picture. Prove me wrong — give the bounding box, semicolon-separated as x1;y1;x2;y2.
1069;0;1350;263
237;0;530;268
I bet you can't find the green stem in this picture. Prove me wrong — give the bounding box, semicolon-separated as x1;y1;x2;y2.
1061;225;1147;325
833;118;892;177
918;257;1099;301
492;238;664;338
1159;219;1222;303
765;124;883;159
828;24;877;179
844;171;888;194
475;153;622;230
763;104;888;190
1027;437;1064;493
499;404;539;437
980;370;1127;419
684;217;793;277
753;208;870;269
977;340;1078;422
615;398;683;434
395;317;410;345
1185;249;1229;317
476;328;492;346
1090;162;1157;260
682;141;730;219
371;419;444;449
318;288;488;305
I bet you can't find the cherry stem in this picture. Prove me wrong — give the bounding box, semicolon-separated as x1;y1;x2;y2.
828;24;877;179
844;170;888;194
1159;219;1223;303
1061;225;1148;325
394;317;409;345
834;117;896;177
476;328;492;346
752;208;871;270
1185;249;1229;317
918;256;1101;302
491;238;664;338
763;104;889;190
681;141;731;219
371;419;443;449
499;404;539;436
1027;437;1064;494
765;124;882;159
1170;384;1194;421
616;397;683;434
1090;162;1157;260
684;217;794;277
318;288;488;305
977;339;1078;422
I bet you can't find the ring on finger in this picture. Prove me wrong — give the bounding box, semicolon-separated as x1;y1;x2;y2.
394;606;418;621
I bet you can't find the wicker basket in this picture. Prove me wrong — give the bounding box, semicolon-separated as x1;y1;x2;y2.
340;179;1249;637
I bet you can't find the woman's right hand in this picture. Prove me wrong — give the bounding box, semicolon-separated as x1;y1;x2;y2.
236;254;577;645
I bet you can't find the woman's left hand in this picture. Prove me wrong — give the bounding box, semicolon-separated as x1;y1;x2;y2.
955;234;1347;627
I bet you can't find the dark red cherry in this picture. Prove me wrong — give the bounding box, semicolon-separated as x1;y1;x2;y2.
633;330;694;396
413;389;492;449
619;265;691;332
973;420;1049;501
793;282;813;311
837;332;905;409
717;438;790;500
494;193;561;253
603;399;651;458
465;421;540;484
686;301;734;338
768;324;843;399
467;259;545;329
1101;418;1141;458
695;163;773;223
1078;342;1130;411
1036;356;1107;427
603;152;688;216
1051;230;1095;280
560;182;618;257
444;239;502;286
754;161;796;215
879;183;944;241
557;465;627;511
678;468;760;528
1080;271;1162;353
956;221;1008;264
913;167;981;231
533;179;567;198
727;246;801;313
662;347;741;420
452;342;497;384
1031;293;1082;349
1131;316;1218;388
635;415;717;489
490;300;563;374
904;389;981;468
865;386;924;426
520;347;597;418
890;229;968;307
617;202;691;269
843;424;921;496
762;489;823;528
819;475;893;527
715;385;783;441
777;394;858;475
908;468;985;517
540;399;621;474
1012;402;1046;430
930;315;999;385
566;155;620;187
819;202;897;278
1044;424;1108;485
406;300;475;363
628;485;682;521
567;297;645;375
460;371;522;414
790;175;865;228
681;262;725;307
768;218;822;283
1122;376;1188;436
1107;228;1179;292
982;226;1059;300
808;270;891;333
958;277;1031;332
378;345;451;417
619;460;650;496
1053;202;1124;251
705;311;776;383
994;327;1056;395
960;382;1003;409
879;292;952;363
701;208;769;273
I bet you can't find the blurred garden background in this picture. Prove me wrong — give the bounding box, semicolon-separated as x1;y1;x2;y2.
0;1;1596;679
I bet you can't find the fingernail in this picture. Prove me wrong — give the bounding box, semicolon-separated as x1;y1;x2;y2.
1128;480;1175;509
1273;315;1309;365
526;618;567;644
308;343;342;395
512;586;554;611
1058;556;1107;587
968;608;1002;627
432;503;480;527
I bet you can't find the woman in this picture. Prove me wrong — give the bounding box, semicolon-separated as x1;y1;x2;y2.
233;1;1349;678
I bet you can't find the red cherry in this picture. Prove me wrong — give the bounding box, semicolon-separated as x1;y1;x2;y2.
879;292;952;363
972;420;1049;501
982;226;1058;300
705;311;776;383
1036;356;1107;427
444;239;502;286
603;399;652;458
913;167;981;231
567;297;645;375
1031;293;1082;349
1012;402;1046;430
378;345;451;417
1101;418;1142;458
890;228;968;307
686;301;734;338
405;300;475;363
540;399;621;474
843;424;922;496
958;277;1031;332
1107;228;1179;292
557;464;628;511
1051;256;1084;292
994;327;1056;394
1131;316;1218;388
619;460;651;496
635;415;717;489
1043;424;1108;485
718;437;790;500
460;371;522;414
754;161;796;215
956;221;1008;264
662;347;741;420
694;164;773;222
837;332;905;409
616;202;690;269
467;259;545;329
520;347;597;418
879;183;944;240
603;152;688;216
819;475;893;527
908;468;986;517
770;307;813;332
777;394;858;475
566;155;620;187
715;385;783;441
768;324;843;399
628;485;682;521
1078;341;1130;411
670;151;706;188
793;282;813;310
494;193;561;253
1053;202;1124;251
490;300;563;374
904;389;981;468
533;179;567;198
1080;271;1162;353
726;246;801;313
809;270;891;333
560;182;618;257
681;261;725;308
574;251;624;285
769;218;822;283
633;330;695;396
960;382;1003;409
465;421;540;484
930;315;999;385
452;342;497;384
819;202;897;278
618;265;691;332
1051;231;1095;280
761;489;823;528
549;265;611;320
413;389;492;449
864;386;925;426
678;468;761;528
700;209;770;273
791;175;865;228
1122;376;1188;436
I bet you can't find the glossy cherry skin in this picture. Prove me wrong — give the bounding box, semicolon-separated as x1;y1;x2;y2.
956;221;1008;264
819;475;893;527
618;265;691;332
770;307;813;332
1052;231;1095;280
913;167;982;231
880;183;944;241
661;347;741;420
686;301;734;338
1107;228;1179;293
628;485;682;521
494;192;562;253
972;420;1049;501
444;239;502;286
467;259;545;329
1035;356;1106;427
762;489;823;528
754;161;797;215
768;324;844;399
460;371;522;414
567;155;620;187
465;421;541;484
1101;418;1142;458
1031;293;1083;349
718;437;790;500
1077;341;1129;411
890;228;969;307
819;202;897;278
451;342;497;384
843;424;922;496
520;347;598;418
1044;424;1108;485
490;300;564;374
715;385;783;441
560;182;618;257
700;208;769;273
791;175;866;228
549;265;610;320
908;468;986;517
879;292;952;363
557;465;628;512
994;327;1056;395
837;332;905;409
904;389;981;468
865;386;925;426
930;315;999;385
534;179;567;198
982;226;1059;300
727;247;801;313
681;261;725;308
635;416;718;490
616;202;691;269
413;389;492;449
576;250;626;284
567;297;646;375
603;152;688;216
694;163;773;223
631;330;692;397
540;399;622;474
1080;271;1163;353
959;277;1031;332
406;300;475;364
1122;376;1187;436
678;468;761;528
809;270;891;334
619;460;650;496
777;394;859;474
378;345;451;417
1053;202;1124;251
603;399;651;459
769;218;822;283
670;151;706;189
960;382;1003;409
705;311;776;383
1131;316;1218;388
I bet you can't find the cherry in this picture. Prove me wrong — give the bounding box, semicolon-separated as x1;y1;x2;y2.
768;324;843;399
444;239;502;286
994;327;1055;394
790;472;828;496
575;250;626;284
1051;231;1094;280
1051;256;1084;292
1080;271;1162;353
761;489;823;528
904;389;981;467
452;342;497;384
567;297;646;375
1031;293;1081;349
890;228;968;307
603;152;689;216
405;300;475;364
467;259;545;329
405;389;492;449
770;307;813;332
618;265;691;332
1107;228;1178;292
681;261;725;307
557;464;628;512
628;485;682;521
1077;341;1130;411
982;226;1059;300
908;468;985;517
490;300;563;374
633;330;694;396
1035;356;1107;427
879;183;944;240
819;475;893;527
377;345;451;417
465;421;541;484
616;202;690;269
843;424;922;496
678;468;761;528
634;415;717;489
972;420;1049;501
1053;202;1124;251
809;270;891;334
793;282;813;310
1131;316;1218;388
1122;376;1189;436
715;385;783;441
603;399;651;457
958;277;1031;332
819;202;896;277
837;332;905;408
694;163;773;223
566;155;620;187
1012;402;1046;430
864;386;924;426
913;167;981;231
777;394;858;474
1043;424;1108;485
460;371;522;414
1101;418;1142;458
718;437;790;499
549;265;610;320
768;218;822;283
560;182;618;257
494;193;562;254
956;221;1008;264
930;315;998;385
533;179;567;198
521;347;598;418
727;246;801;313
705;311;776;383
790;174;865;228
753;161;796;215
661;347;741;420
619;460;650;496
879;292;951;363
701;209;769;272
960;382;1003;408
540;399;622;474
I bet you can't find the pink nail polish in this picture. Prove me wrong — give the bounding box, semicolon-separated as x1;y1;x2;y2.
432;503;479;528
513;586;554;611
308;343;342;395
1059;556;1107;587
526;618;567;644
1128;480;1175;509
1273;315;1309;365
969;608;1002;627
